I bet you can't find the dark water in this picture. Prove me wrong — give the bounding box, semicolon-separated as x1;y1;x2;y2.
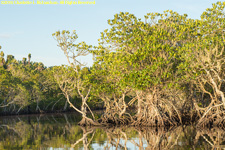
0;113;224;150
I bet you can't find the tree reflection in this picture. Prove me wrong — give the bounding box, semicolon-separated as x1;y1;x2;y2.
103;127;129;149
1;114;225;149
195;127;225;149
70;126;95;150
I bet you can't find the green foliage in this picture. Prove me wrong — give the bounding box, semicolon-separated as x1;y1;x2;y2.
0;50;69;114
92;11;193;96
1;2;225;122
91;1;225;100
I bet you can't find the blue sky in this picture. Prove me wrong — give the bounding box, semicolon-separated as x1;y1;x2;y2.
0;0;220;67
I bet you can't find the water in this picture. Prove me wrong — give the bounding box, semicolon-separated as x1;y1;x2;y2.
0;113;224;149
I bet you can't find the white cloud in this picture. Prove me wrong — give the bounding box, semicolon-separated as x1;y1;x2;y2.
0;32;23;39
0;33;12;38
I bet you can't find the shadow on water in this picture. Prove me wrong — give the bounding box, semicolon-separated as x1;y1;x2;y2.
1;113;225;149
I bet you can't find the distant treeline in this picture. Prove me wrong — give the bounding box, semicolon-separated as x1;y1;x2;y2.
1;2;225;127
0;52;102;115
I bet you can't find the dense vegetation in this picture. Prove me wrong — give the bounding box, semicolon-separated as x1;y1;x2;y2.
1;2;225;127
0;51;101;115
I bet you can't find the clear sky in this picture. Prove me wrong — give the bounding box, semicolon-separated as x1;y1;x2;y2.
0;0;220;67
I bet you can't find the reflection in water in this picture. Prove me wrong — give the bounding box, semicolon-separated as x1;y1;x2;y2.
70;126;96;150
195;128;225;149
0;113;225;149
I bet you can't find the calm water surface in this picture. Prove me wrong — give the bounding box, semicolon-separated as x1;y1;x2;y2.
0;113;224;149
